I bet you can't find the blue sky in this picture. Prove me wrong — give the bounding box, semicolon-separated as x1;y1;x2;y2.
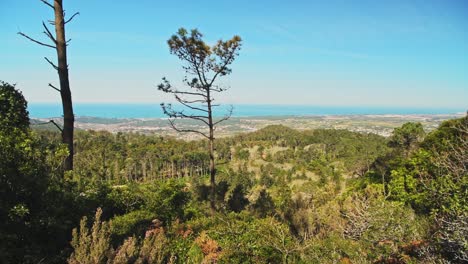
1;0;467;108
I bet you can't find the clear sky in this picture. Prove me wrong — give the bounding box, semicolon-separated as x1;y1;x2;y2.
1;0;467;108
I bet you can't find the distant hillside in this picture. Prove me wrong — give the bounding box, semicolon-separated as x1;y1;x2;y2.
31;113;464;139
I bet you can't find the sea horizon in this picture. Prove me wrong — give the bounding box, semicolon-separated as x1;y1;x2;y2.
27;103;466;119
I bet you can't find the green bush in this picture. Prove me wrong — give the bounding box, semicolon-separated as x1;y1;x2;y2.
111;210;155;238
143;179;190;223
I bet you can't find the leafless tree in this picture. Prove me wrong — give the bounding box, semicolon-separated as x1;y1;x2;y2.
19;0;78;171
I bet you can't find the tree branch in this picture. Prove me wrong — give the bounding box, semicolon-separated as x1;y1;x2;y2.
200;59;210;86
162;103;209;125
158;78;207;98
18;32;56;49
65;12;80;24
170;112;209;126
213;105;233;126
44;57;58;70
42;21;56;44
49;120;63;132
209;59;232;87
172;89;206;98
179;113;210;126
175;95;209;113
31;119;63;132
49;83;61;92
168;119;209;139
210;85;229;93
39;0;54;9
176;98;206;104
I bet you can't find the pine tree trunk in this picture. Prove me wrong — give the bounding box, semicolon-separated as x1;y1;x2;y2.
209;137;216;214
207;96;216;215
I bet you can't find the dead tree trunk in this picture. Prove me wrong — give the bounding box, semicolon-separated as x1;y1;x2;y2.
19;0;77;171
54;0;75;171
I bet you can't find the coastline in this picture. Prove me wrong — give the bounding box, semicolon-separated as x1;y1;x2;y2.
31;113;465;140
27;103;465;119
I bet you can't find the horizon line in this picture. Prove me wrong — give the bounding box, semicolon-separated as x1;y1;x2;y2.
26;102;466;109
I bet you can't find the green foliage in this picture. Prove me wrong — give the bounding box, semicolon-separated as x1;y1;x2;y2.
0;81;29;131
302;235;367;263
107;185;145;215
143;179;191;223
188;212;280;263
254;217;303;263
69;130;209;184
387;157;424;206
271;180;293;216
227;185;249;212
250;189;275;218
421;115;467;153
0;83;70;263
3;93;463;264
419;116;467;262
218;169;253;212
166;28;242;77
388;122;425;156
364;116;468;262
234;148;250;160
61;118;468;263
111;210;155;238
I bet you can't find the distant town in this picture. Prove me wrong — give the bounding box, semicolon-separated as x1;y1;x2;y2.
33;113;464;140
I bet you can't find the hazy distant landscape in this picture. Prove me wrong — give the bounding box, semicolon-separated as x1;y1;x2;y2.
29;103;465;139
33;113;464;139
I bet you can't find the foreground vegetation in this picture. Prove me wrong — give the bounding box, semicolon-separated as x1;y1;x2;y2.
1;82;467;263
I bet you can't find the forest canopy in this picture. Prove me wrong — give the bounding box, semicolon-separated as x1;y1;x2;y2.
1;80;467;263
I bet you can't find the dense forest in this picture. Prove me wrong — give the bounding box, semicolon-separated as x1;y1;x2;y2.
1;81;467;263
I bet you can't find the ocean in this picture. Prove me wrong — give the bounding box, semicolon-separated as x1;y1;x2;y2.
27;103;464;119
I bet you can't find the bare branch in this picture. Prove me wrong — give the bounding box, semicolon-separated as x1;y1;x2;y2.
39;0;54;9
42;21;56;43
44;57;58;70
210;84;229;93
193;58;209;88
18;32;56;49
48;83;61;92
158;78;207;98
171;113;209;125
179;113;210;126
49;120;63;132
175;95;208;113
213;105;233;126
175;91;206;98
32;119;63;132
161;103;209;126
65;12;80;24
168;119;209;139
176;98;206;104
31;121;53;126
